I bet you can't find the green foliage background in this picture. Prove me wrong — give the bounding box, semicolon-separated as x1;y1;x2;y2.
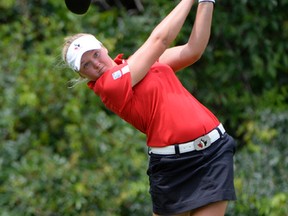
0;0;287;215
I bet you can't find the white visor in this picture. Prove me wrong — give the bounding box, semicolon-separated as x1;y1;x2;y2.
66;35;102;71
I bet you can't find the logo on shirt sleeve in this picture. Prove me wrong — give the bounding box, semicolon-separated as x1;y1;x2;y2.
111;65;130;80
112;70;122;80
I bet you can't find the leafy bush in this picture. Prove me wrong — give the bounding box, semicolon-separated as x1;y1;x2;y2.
227;110;288;216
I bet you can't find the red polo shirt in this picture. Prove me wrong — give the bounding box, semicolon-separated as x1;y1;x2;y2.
88;54;220;147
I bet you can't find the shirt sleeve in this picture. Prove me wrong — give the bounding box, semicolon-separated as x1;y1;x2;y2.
92;63;133;115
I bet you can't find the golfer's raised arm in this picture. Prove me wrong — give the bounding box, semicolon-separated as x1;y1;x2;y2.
159;2;214;72
127;0;195;86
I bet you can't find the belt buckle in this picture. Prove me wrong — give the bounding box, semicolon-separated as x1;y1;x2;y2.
194;135;211;151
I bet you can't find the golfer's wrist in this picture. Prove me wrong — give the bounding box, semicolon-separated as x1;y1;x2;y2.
199;0;215;4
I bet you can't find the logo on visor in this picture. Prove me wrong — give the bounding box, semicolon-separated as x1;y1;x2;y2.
74;43;81;50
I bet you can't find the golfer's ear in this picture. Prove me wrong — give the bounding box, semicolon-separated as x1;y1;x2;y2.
103;47;109;54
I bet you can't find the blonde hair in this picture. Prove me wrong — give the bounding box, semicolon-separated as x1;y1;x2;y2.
62;33;93;88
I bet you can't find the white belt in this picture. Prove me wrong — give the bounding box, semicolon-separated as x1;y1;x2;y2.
149;123;225;155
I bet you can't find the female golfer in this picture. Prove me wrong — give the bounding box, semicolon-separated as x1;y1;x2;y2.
62;0;236;215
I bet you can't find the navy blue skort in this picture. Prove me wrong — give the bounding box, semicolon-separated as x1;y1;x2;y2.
147;133;237;215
